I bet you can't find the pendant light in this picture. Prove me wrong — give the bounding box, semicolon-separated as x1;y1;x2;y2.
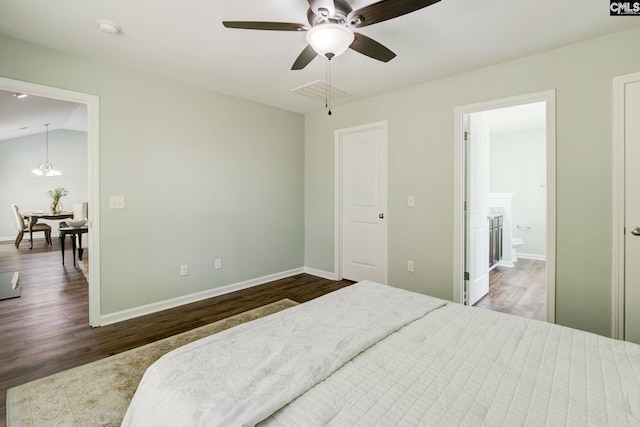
31;123;62;177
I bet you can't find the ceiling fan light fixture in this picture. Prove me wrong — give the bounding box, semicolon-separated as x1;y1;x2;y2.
306;23;354;58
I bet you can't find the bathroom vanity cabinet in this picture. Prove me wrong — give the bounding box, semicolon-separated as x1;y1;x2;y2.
489;215;503;268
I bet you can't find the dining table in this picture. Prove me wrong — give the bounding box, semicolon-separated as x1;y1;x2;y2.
22;211;74;249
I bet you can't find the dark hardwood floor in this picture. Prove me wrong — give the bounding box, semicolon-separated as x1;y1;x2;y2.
474;258;546;321
0;239;353;425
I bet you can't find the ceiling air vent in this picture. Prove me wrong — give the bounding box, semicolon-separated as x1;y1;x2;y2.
292;81;351;101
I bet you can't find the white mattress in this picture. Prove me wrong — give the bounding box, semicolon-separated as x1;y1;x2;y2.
124;282;640;426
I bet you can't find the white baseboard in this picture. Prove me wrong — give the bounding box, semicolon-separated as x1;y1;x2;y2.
99;266;340;326
1;235;51;243
303;267;336;280
99;267;305;326
517;253;547;261
497;260;514;268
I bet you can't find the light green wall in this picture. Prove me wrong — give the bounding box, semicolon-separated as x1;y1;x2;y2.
4;25;640;335
0;35;305;315
304;26;640;337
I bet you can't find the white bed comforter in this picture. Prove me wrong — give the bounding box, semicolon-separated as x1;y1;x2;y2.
121;281;446;427
262;302;640;426
123;281;640;426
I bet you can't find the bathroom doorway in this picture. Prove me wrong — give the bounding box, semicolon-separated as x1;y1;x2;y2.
453;91;556;323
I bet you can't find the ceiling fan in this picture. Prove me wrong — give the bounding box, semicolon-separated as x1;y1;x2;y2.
223;0;441;70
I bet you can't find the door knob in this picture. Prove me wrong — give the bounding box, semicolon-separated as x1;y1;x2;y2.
379;213;384;219
631;227;640;236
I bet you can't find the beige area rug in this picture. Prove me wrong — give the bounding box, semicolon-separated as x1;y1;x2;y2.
6;299;298;427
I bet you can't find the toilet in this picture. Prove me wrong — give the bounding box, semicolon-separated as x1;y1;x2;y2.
512;237;524;262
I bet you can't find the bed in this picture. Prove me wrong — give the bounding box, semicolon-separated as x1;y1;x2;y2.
122;281;640;426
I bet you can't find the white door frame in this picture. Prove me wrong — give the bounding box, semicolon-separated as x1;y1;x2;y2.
612;71;640;340
453;90;556;322
334;121;388;282
0;77;101;327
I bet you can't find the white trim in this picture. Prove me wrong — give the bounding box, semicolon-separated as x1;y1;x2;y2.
612;72;640;340
100;268;305;326
453;113;465;304
334;121;388;283
496;260;514;268
515;253;547;261
334;129;344;281
0;77;101;327
0;236;52;243
453;90;556;323
303;267;336;280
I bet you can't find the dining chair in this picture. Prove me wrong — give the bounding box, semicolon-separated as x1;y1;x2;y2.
12;204;51;249
59;202;88;253
73;202;88;249
73;202;88;221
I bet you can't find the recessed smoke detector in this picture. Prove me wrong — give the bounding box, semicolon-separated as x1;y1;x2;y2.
292;80;350;101
97;19;121;35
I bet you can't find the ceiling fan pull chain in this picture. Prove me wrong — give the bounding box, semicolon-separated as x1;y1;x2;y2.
326;53;333;115
325;55;328;110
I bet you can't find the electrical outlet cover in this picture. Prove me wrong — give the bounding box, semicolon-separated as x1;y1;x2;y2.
109;196;125;209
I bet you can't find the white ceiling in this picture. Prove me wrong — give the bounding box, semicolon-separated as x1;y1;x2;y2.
0;0;638;122
0;90;86;141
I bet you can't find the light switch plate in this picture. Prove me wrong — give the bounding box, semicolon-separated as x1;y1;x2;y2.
408;195;415;207
109;196;125;209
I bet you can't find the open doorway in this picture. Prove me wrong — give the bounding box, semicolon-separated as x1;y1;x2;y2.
453;90;556;323
0;77;101;326
470;103;547;320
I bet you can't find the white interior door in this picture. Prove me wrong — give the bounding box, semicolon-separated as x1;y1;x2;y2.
465;114;490;306
340;123;388;283
624;80;640;344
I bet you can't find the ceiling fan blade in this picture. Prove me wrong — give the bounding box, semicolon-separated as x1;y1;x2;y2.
291;44;318;70
347;0;440;28
223;21;310;31
350;33;396;62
